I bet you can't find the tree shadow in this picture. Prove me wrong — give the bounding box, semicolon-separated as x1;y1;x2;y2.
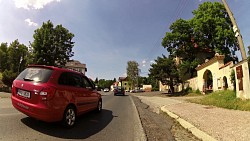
21;109;114;139
161;92;190;97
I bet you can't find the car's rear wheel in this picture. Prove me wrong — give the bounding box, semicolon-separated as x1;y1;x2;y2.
62;106;76;128
96;100;102;112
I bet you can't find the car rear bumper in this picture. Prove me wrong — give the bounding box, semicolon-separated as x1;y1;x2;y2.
11;96;63;122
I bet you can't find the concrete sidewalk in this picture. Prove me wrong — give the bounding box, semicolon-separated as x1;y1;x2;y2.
132;93;250;141
0;92;11;98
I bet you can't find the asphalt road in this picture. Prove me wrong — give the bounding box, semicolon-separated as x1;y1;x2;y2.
0;92;145;141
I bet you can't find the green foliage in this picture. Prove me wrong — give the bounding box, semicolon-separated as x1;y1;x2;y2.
195;89;201;94
0;43;8;72
94;77;99;84
178;59;199;80
138;76;159;90
192;2;237;54
2;70;17;87
126;61;140;89
230;69;236;91
7;40;29;73
188;90;250;111
31;20;74;66
161;2;238;82
184;87;193;93
0;40;30;87
149;55;180;93
192;90;250;111
97;79;115;89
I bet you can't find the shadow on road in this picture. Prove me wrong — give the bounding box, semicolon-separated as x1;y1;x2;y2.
21;109;113;139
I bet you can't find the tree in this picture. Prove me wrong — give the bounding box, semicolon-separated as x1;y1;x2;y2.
0;43;8;72
1;40;29;87
2;70;17;87
97;79;114;89
138;76;159;91
162;2;238;80
126;61;140;89
192;2;237;56
7;40;29;73
149;55;180;93
95;77;99;85
31;20;74;66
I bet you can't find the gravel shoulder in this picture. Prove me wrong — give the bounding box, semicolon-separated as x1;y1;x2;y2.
131;91;250;141
131;95;200;141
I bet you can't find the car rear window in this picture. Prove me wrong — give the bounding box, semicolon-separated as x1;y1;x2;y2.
16;67;53;83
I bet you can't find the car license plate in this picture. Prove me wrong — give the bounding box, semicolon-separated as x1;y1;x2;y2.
17;89;30;98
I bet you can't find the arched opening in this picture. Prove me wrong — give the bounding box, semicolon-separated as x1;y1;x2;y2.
223;76;228;90
203;70;213;93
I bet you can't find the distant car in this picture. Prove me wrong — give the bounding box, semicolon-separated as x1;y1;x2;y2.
103;88;109;92
11;65;102;128
114;87;125;96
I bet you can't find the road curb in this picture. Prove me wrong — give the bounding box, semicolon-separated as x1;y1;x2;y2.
129;96;147;141
160;106;217;141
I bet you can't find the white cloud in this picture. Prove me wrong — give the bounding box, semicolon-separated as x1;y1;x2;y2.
14;0;61;10
141;60;147;67
25;18;38;26
150;60;154;64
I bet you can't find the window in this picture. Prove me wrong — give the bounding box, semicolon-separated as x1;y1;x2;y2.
16;67;53;83
58;72;83;88
82;77;93;89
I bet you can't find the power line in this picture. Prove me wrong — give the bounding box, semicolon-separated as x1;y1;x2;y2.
144;0;189;59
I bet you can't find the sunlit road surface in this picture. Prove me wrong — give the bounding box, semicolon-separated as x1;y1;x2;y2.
0;92;144;141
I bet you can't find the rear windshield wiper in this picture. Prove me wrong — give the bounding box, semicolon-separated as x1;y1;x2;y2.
23;78;34;81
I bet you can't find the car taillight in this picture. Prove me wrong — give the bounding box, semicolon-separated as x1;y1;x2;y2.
40;87;56;100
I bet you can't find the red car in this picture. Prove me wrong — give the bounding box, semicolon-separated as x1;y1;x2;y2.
11;65;102;127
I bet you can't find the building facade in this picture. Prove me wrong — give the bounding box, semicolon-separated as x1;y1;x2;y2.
65;60;87;75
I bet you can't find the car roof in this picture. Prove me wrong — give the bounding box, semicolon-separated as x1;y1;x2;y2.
27;65;84;75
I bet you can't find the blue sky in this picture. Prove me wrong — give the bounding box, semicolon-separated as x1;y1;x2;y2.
0;0;250;80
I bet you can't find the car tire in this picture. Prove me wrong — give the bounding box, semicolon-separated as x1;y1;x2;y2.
96;100;102;113
62;106;76;128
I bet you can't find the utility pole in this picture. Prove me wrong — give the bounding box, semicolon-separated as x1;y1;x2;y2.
221;0;247;60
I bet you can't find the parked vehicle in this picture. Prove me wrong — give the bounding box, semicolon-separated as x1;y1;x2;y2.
11;65;102;128
114;87;125;96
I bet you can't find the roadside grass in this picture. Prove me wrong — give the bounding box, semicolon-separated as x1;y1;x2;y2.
188;90;250;111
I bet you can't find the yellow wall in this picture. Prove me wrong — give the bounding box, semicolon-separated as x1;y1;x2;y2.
118;81;132;91
160;55;235;93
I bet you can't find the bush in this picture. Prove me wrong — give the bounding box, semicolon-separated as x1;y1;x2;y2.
0;87;11;93
152;87;159;91
195;89;201;94
184;87;192;93
2;70;17;87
